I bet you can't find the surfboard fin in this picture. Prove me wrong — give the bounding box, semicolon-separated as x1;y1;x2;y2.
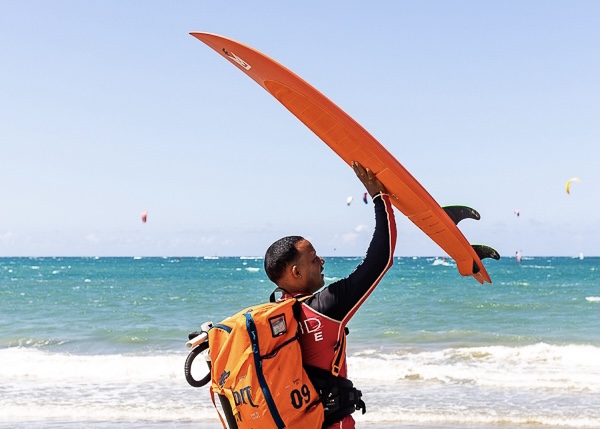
443;205;481;225
471;245;501;274
472;245;500;261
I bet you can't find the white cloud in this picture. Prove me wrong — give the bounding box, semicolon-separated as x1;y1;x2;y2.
354;224;369;233
341;232;359;244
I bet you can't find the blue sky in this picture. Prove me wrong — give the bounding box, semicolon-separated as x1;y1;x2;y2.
1;1;598;258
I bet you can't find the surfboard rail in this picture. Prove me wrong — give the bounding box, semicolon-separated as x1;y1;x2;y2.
190;32;499;284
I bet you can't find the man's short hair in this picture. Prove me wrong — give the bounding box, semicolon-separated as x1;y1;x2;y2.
264;236;304;284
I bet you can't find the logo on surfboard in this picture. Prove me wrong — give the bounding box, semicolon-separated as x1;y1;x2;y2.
222;48;251;70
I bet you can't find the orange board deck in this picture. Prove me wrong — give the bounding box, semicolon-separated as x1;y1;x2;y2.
191;32;498;284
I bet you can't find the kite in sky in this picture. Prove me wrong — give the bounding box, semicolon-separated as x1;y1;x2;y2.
565;177;581;195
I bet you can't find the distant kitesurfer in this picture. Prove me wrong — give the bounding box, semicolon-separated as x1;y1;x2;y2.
264;161;397;429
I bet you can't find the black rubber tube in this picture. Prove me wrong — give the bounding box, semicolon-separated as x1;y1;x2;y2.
184;341;211;387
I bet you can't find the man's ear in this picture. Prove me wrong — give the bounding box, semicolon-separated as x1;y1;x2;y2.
291;265;301;278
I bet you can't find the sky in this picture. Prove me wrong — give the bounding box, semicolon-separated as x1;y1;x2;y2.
1;1;598;258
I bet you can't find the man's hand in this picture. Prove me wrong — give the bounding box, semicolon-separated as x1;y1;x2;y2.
352;161;387;197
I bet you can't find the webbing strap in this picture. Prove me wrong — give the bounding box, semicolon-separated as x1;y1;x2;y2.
209;389;229;429
331;331;346;376
245;312;286;429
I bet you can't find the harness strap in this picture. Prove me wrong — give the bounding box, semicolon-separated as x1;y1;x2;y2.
331;332;346;376
209;389;226;428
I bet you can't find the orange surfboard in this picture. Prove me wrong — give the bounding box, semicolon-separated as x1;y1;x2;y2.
191;32;499;284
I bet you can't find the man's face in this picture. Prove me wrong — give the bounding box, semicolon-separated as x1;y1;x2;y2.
294;240;325;293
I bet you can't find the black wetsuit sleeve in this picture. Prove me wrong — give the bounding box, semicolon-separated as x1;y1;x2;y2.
307;193;396;321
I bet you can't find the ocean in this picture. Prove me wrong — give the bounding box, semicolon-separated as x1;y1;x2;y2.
1;256;598;429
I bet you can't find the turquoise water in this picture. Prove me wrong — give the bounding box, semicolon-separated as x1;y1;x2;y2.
1;256;598;428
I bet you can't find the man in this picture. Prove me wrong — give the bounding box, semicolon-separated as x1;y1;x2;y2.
264;161;397;428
